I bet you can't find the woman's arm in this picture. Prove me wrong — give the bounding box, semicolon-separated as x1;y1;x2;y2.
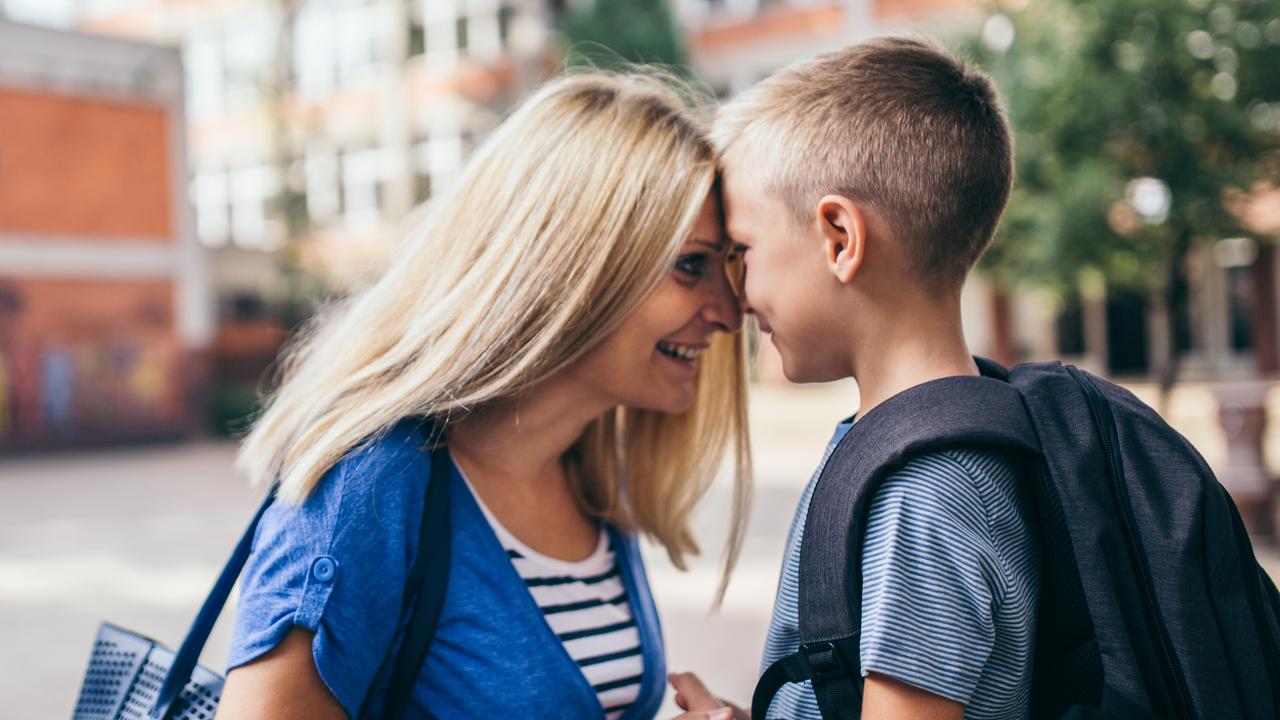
216;627;348;720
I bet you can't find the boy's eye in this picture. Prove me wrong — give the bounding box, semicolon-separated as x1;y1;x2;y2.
674;253;707;279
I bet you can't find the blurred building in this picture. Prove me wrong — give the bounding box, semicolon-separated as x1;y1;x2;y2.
33;0;557;292
4;0;1274;387
0;20;213;449
1;0;560;422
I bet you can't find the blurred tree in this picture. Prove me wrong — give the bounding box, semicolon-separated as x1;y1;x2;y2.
967;0;1280;393
560;0;689;71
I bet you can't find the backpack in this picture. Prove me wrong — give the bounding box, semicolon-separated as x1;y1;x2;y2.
751;359;1280;720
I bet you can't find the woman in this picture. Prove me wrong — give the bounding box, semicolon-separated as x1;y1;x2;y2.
216;72;751;720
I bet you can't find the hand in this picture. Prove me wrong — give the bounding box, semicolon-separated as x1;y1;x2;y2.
667;672;750;720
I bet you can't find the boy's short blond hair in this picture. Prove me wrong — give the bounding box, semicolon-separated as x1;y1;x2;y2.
713;36;1013;289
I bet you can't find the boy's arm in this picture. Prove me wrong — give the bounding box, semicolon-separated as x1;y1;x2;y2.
862;672;964;719
667;671;963;719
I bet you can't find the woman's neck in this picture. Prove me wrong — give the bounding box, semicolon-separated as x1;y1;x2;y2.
448;370;610;561
447;371;611;486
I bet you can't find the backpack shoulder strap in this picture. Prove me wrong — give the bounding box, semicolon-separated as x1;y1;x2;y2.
800;374;1040;641
753;370;1041;720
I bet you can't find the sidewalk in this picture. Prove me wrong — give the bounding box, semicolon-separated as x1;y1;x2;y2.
2;380;1277;718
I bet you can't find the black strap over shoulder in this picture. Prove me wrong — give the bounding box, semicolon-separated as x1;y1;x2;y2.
363;422;453;720
753;365;1042;720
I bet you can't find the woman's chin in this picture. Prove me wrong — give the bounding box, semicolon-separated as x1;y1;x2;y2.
625;388;695;415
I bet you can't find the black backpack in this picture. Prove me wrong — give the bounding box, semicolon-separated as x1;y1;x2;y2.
751;359;1280;720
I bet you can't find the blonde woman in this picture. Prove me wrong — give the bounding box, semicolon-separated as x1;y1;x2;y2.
215;73;751;720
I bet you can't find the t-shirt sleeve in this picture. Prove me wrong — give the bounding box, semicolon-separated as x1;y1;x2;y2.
858;451;1007;706
226;425;432;717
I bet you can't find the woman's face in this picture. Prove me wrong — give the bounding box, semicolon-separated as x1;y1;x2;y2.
570;191;744;415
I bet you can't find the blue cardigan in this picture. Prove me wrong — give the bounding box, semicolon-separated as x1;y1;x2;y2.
227;420;667;719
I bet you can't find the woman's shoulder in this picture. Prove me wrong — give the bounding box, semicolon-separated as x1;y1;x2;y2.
228;417;441;713
245;416;440;578
331;418;436;487
304;418;437;520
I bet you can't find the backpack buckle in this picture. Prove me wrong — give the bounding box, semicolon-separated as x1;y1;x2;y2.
801;641;849;682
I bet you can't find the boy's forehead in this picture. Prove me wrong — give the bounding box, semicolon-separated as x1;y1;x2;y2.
721;162;777;234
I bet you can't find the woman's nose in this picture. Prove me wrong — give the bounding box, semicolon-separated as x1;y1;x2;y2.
702;273;744;333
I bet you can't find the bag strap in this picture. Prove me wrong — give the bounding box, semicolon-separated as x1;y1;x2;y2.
150;485;278;719
380;441;452;720
752;364;1042;720
753;637;861;719
153;421;452;720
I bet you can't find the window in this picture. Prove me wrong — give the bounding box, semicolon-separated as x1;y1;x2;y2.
423;0;460;65
192;172;230;247
295;7;337;101
1228;265;1256;352
223;17;273;109
185;38;226;117
414;134;465;201
456;15;470;53
408;19;427;57
414;173;433;203
229;165;280;249
1055;297;1085;356
342;147;390;232
498;5;518;47
305;147;340;223
336;4;377;80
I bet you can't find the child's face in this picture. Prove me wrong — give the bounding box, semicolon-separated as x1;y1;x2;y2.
721;159;848;383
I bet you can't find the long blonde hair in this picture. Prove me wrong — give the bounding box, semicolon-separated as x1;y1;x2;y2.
238;72;752;597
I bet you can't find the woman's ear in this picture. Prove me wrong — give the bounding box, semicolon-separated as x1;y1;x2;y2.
817;195;866;284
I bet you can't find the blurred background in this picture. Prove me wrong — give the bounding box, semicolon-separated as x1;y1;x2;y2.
1;0;1278;716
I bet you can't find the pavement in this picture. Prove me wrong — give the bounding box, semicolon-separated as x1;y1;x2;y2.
2;379;1278;719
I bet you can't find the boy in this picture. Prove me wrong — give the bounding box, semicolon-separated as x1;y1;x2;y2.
672;37;1037;719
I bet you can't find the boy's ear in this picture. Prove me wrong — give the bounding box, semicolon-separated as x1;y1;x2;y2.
816;195;866;285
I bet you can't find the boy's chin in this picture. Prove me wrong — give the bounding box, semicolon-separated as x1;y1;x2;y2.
778;352;844;385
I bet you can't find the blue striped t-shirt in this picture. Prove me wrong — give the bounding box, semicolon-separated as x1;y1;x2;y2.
760;421;1041;719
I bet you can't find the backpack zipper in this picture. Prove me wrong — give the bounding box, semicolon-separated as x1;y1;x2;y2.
1065;366;1196;719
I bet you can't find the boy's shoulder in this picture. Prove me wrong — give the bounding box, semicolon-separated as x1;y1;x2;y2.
871;447;1025;527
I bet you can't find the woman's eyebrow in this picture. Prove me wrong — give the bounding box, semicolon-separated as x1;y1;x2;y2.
690;239;727;254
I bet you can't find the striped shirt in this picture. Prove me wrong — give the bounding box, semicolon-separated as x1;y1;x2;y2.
464;475;644;719
761;422;1041;719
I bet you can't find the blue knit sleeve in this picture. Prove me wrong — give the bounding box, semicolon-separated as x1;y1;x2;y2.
226;422;432;717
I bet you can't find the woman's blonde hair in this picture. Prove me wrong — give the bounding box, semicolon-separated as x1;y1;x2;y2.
237;72;751;599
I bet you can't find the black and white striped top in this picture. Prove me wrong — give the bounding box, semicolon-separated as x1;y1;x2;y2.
463;475;644;719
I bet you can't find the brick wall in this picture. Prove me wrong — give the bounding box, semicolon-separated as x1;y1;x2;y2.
0;86;172;240
0;85;190;448
0;278;185;446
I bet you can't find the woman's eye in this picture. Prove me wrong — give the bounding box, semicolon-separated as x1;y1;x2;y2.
674;254;707;279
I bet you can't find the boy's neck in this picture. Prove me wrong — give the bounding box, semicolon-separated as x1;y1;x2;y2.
848;291;978;417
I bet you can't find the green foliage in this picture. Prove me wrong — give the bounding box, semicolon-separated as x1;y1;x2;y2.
560;0;689;73
966;0;1280;297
